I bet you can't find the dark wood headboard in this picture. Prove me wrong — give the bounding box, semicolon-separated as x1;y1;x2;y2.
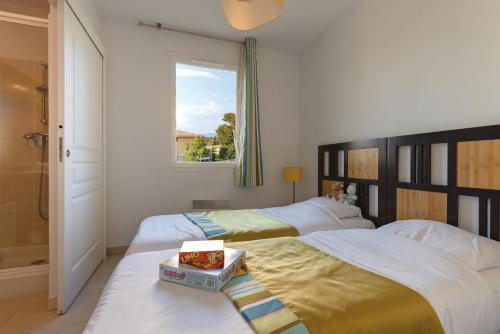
387;124;500;242
318;138;387;226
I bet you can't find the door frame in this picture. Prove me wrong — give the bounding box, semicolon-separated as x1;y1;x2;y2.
48;0;106;313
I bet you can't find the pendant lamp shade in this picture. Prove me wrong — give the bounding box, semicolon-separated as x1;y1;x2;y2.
221;0;284;31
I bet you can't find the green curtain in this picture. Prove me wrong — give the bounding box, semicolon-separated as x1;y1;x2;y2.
235;37;263;187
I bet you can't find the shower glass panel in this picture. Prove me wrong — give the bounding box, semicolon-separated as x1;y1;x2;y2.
0;19;49;269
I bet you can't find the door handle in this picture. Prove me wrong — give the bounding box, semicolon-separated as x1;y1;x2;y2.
59;137;63;162
66;149;71;158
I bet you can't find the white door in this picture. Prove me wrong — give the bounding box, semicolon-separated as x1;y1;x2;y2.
60;2;103;312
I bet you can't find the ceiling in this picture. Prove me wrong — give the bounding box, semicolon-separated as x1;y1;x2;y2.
92;0;359;53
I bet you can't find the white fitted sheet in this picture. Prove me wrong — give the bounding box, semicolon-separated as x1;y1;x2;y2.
126;200;374;255
481;267;500;332
85;230;499;334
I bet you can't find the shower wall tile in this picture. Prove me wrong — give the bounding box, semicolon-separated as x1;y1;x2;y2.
32;63;43;84
0;136;35;169
0;172;35;211
33;102;47;132
0;111;32;137
0;96;34;129
13;211;36;247
33;168;49;211
0;59;34;99
33;213;48;245
1;59;34;80
0;210;46;248
0;211;16;248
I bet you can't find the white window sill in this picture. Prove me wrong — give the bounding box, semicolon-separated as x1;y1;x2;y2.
169;161;236;171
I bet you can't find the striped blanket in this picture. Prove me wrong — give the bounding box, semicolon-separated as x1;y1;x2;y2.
185;210;299;242
183;212;228;239
223;274;309;334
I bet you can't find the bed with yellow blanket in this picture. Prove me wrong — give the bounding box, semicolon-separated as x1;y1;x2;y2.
126;197;374;255
85;229;499;334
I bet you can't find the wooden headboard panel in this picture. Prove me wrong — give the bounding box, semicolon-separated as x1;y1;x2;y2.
318;138;387;226
387;125;500;241
457;139;500;190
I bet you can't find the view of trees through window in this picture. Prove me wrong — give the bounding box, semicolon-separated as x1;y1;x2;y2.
175;62;237;163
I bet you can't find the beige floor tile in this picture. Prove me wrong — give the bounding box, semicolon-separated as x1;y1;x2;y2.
99;254;123;273
83;271;109;288
0;254;121;334
79;278;106;297
39;293;100;331
0;300;58;334
0;297;26;327
80;256;121;297
27;322;86;334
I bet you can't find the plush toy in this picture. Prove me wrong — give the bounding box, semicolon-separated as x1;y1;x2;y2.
328;182;344;201
340;183;358;206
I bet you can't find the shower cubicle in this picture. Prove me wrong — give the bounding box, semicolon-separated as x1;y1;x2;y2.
0;8;49;271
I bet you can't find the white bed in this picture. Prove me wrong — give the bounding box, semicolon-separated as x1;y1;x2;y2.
85;229;500;334
481;267;500;323
126;197;374;255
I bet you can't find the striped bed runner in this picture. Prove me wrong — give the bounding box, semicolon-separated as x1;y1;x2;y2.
223;274;309;334
183;212;228;239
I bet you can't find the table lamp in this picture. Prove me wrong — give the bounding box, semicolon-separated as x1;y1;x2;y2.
283;167;303;203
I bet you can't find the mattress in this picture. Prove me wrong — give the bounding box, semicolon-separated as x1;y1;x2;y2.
126;212;374;256
85;230;499;334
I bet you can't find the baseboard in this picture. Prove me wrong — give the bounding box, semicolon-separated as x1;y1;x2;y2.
48;296;57;310
106;245;129;255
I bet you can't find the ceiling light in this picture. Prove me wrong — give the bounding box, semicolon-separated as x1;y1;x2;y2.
221;0;284;31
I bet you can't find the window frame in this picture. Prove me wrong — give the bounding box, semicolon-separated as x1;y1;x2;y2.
169;55;239;169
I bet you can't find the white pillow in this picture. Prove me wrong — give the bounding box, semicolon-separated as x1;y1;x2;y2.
378;219;500;271
305;197;361;219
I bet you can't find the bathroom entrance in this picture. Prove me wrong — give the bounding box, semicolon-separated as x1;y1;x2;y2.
0;7;49;271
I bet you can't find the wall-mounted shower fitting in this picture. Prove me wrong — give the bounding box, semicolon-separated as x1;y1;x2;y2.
37;62;48;125
23;132;48;147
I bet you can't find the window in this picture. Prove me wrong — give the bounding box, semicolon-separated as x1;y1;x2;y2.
172;58;237;166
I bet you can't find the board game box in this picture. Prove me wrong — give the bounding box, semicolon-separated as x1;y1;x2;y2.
160;248;246;292
178;240;225;270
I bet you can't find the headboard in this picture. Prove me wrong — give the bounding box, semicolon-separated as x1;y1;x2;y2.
387;125;500;241
318;138;387;226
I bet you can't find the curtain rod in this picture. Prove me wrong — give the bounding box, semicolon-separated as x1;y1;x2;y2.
138;21;244;45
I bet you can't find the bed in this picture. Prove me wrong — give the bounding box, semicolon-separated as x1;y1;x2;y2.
126;138;387;256
86;125;500;333
84;226;500;334
126;197;374;255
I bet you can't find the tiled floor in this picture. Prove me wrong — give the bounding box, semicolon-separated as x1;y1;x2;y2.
0;254;123;334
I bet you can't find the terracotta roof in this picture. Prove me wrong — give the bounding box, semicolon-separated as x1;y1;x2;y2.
176;130;201;138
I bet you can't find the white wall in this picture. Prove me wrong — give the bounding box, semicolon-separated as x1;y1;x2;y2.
299;0;500;199
103;21;299;247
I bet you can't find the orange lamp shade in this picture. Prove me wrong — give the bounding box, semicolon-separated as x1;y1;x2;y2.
221;0;284;31
283;167;303;183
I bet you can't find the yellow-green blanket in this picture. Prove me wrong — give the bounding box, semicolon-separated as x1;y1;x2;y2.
227;237;444;334
202;210;299;242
